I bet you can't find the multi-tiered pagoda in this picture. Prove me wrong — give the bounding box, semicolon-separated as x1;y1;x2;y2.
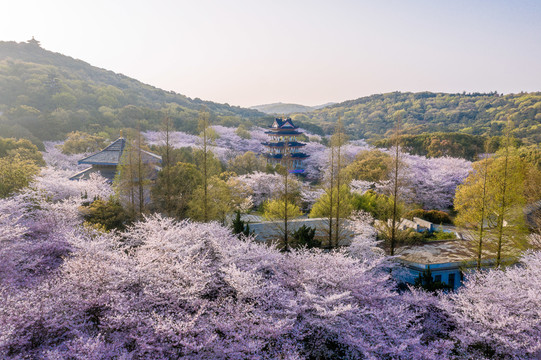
262;118;309;173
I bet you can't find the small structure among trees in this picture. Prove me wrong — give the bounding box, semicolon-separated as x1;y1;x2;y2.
262;118;309;173
70;135;162;183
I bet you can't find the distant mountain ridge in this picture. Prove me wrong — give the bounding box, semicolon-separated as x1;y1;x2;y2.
250;102;336;114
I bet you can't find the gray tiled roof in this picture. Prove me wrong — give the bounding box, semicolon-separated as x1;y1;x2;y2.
78;138;126;165
78;138;162;165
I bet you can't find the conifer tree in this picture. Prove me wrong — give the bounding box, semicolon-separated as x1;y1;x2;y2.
114;133;137;216
476;146;490;270
114;128;152;218
495;119;525;266
161;114;174;216
197;107;214;222
389;111;403;256
332;117;348;247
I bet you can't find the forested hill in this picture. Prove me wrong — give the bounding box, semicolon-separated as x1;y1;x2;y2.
292;91;541;144
2;40;540;148
0;40;269;146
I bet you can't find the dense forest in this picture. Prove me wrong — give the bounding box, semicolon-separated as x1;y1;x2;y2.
293;91;541;144
0;40;272;148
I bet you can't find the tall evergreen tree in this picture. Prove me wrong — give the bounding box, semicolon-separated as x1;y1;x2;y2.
389;112;403;256
161;114;174;216
114;128;152;218
197;107;214;222
333;117;348;247
476;146;490;270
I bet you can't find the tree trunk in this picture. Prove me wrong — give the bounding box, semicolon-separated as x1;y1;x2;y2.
328;142;334;248
390;115;401;256
496;120;511;267
476;146;489;270
334;120;342;248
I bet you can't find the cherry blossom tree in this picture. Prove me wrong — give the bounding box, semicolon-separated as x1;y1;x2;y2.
1;199;444;359
42;141;90;171
33;168;112;202
4;125;534;359
233;171;287;207
444;251;541;359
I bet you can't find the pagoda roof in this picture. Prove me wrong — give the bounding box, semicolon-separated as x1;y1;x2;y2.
78;137;162;166
265;130;302;136
270;118;299;130
264;153;309;159
262;141;306;148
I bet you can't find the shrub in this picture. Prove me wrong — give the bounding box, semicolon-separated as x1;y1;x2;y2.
291;225;319;249
0;156;39;198
81;197;133;231
61;131;107;155
404;209;452;225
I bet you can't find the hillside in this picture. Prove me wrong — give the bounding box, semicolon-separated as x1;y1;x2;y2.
250;102;335;114
0;40;270;146
1;40;540;148
292;91;541;144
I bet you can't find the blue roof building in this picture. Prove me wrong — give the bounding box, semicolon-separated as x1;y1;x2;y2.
262;118;309;173
70;136;162;183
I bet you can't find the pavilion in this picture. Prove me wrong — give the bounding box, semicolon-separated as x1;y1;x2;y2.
262;118;309;173
70;136;162;183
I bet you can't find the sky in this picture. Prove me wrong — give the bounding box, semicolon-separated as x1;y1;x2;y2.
2;0;541;107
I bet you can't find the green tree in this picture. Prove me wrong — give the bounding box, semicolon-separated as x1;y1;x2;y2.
0;137;45;166
188;176;234;224
231;210;251;237
61;131;107;155
113;130;153;218
158;115;174;215
343;149;393;182
351;190;398;221
494;123;526;266
403;209;452;225
262;198;303;251
454;152;526;266
0;156;39;198
152;162;202;219
332;117;348;247
291;225;318;249
81;197;132;231
228;151;266;175
235;124;251;139
309;185;353;247
197;108;217;222
389;111;405;256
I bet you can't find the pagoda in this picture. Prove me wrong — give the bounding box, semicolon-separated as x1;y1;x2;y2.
262;118;309;173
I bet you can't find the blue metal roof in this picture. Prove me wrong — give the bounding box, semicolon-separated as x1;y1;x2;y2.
262;141;306;148
271;117;298;130
264;153;309;159
265;130;302;136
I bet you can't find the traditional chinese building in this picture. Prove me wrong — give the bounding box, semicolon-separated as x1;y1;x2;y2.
70;136;162;183
262;118;309;173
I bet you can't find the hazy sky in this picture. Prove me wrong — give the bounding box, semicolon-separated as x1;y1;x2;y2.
3;0;541;107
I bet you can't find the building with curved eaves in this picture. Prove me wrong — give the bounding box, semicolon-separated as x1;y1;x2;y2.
262;118;309;173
